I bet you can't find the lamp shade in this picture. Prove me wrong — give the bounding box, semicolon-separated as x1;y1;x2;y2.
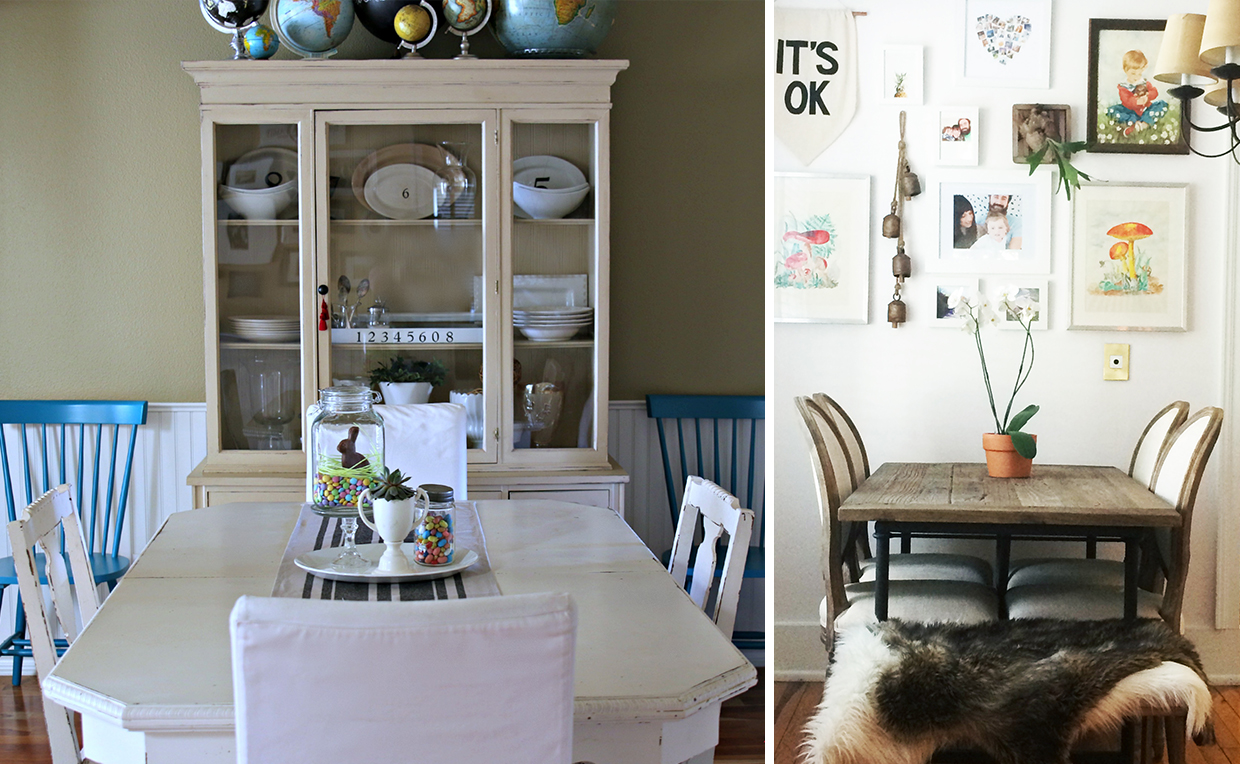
1155;14;1218;85
1204;81;1240;107
1200;0;1240;66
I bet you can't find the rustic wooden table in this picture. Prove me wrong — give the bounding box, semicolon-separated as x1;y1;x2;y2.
838;463;1180;620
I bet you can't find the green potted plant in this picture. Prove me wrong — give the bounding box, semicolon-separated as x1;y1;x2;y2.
948;287;1040;478
369;357;448;405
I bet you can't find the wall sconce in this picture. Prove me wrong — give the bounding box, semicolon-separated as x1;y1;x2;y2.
1154;8;1240;160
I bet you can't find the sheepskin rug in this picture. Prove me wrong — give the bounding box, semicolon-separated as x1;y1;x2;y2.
803;618;1213;764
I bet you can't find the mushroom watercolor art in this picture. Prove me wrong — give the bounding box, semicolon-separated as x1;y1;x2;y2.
775;217;836;289
1095;221;1162;295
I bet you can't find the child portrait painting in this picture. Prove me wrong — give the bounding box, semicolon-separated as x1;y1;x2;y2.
1087;19;1188;154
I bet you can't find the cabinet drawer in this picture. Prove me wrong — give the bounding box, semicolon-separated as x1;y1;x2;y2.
206;489;305;507
506;489;612;509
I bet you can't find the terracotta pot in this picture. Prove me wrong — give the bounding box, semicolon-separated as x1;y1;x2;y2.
982;433;1036;478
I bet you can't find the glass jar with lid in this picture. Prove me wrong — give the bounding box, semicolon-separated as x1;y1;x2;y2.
308;386;385;571
413;484;455;566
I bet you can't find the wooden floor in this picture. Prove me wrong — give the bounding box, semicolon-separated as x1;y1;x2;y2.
775;680;1240;764
0;669;765;763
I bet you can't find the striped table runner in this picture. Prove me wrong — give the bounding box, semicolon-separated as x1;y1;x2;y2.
271;502;501;601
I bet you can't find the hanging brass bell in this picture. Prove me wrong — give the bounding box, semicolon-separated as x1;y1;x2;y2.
892;252;911;279
901;168;922;198
882;213;901;238
887;297;907;327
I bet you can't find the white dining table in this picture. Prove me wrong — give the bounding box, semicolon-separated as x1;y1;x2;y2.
42;500;756;764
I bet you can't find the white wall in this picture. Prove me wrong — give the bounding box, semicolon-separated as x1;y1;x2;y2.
773;0;1240;680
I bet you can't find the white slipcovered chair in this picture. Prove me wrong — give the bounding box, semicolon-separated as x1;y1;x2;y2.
795;396;998;656
230;591;576;764
305;402;468;500
6;484;101;764
1007;401;1190;590
668;475;754;639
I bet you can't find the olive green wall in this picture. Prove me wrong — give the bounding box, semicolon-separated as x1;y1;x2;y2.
0;0;761;401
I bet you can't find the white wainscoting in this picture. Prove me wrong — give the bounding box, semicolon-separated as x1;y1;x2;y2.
1;400;763;674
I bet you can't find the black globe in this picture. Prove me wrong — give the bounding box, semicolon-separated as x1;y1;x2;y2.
201;0;269;30
355;0;419;44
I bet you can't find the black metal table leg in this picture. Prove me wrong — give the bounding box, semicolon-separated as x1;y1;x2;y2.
874;522;891;621
1124;534;1140;620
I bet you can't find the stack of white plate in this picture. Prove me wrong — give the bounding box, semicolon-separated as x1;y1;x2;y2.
229;316;300;343
513;307;594;342
351;143;469;221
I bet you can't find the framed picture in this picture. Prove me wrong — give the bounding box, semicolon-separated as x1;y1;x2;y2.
1069;183;1187;331
960;0;1052;89
1012;104;1069;163
931;279;979;326
1087;19;1188;154
939;107;980;166
773;173;871;323
932;170;1052;275
989;279;1048;330
882;46;924;104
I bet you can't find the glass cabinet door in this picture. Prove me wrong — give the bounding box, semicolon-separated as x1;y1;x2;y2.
504;111;609;466
316;111;499;462
208;117;311;466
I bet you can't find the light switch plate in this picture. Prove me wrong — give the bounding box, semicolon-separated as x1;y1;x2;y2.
1104;343;1129;381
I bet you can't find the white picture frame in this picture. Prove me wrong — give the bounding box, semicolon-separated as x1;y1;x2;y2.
773;173;871;323
930;279;980;327
938;107;980;166
882;45;924;104
960;0;1052;89
932;170;1053;275
988;278;1048;330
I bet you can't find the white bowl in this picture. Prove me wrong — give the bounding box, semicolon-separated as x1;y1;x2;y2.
518;325;581;341
220;181;297;220
514;181;590;195
513;155;587;190
512;182;589;219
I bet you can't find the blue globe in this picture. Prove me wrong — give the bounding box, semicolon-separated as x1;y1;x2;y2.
272;0;356;58
492;0;615;58
243;23;281;58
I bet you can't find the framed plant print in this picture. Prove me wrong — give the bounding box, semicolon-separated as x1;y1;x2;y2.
1087;19;1189;154
960;0;1052;89
1069;183;1187;331
939;107;980;166
990;279;1048;330
773;173;871;323
930;279;979;326
882;46;924;104
932;170;1052;275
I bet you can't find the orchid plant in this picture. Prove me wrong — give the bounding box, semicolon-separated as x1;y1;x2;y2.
949;286;1041;459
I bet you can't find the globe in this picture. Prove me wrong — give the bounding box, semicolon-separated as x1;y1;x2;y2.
243;23;281;58
491;0;616;58
444;0;488;33
394;4;433;44
354;0;411;44
272;0;356;58
200;0;269;32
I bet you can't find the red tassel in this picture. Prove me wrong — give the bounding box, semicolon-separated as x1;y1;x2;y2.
318;299;329;331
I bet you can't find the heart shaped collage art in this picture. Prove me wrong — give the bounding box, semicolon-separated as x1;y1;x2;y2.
974;14;1032;65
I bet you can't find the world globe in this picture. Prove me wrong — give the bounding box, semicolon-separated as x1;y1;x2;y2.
200;0;269;32
272;0;356;58
491;0;616;58
394;4;434;44
354;0;411;44
243;23;281;58
444;0;489;33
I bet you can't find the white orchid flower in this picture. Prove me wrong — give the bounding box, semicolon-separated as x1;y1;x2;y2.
947;288;967;310
961;315;978;333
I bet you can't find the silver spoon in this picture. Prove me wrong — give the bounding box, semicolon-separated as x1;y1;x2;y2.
356;279;370;301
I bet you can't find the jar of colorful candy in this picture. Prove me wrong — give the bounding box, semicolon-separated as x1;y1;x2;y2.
413;484;455;566
309;387;384;517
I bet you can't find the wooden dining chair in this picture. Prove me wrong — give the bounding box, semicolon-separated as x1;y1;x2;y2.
0;399;148;685
808;393;994;587
230;591;576;764
668;476;754;640
1007;400;1192;591
645;394;764;651
795;396;999;657
7;485;102;764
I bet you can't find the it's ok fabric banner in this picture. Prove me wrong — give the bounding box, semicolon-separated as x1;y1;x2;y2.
775;8;857;166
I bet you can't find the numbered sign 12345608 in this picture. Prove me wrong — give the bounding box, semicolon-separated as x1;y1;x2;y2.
331;327;483;345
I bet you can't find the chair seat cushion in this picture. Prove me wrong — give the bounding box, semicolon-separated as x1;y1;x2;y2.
859;553;993;585
1005;583;1163;620
821;580;999;629
1007;558;1126;589
0;553;129;586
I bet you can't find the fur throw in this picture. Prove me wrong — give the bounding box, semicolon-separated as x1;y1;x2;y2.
804;618;1213;764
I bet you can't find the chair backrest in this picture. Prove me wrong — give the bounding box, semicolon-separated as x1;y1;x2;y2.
230;591;576;764
1130;401;1190;489
1149;407;1223;630
645;394;764;540
304;402;468;501
7;485;101;764
794;395;853;638
0;400;148;560
667;476;754;638
814;393;869;493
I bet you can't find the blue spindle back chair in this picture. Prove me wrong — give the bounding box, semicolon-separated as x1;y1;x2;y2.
0;400;148;684
645;394;764;652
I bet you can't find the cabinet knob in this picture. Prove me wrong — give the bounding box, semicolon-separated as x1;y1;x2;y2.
317;284;329;296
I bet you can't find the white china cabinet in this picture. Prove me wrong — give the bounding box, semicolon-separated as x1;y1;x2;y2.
183;61;629;513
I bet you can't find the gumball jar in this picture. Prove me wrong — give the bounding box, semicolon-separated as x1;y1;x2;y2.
309;387;385;516
413;484;455;566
